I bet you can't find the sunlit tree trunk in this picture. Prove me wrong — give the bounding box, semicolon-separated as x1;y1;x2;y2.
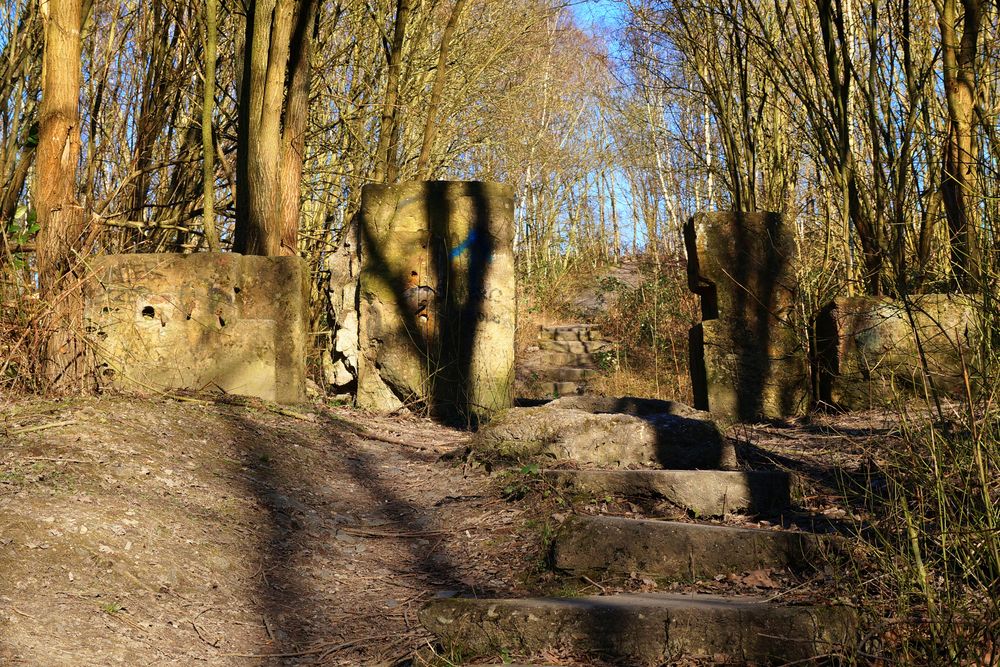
36;0;83;290
415;0;469;179
235;0;318;256
938;0;981;291
36;0;89;388
202;0;220;251
373;0;411;184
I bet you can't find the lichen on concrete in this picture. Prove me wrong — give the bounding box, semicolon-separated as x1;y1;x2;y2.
83;253;309;403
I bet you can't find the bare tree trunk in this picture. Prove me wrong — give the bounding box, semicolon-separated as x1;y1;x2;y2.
278;0;318;254
235;0;317;256
415;0;469;178
36;0;83;290
373;0;411;184
202;0;220;251
36;0;91;390
939;0;981;291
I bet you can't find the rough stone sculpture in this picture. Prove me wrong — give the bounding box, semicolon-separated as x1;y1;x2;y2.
816;294;977;409
685;212;809;421
356;181;515;424
83;253;309;403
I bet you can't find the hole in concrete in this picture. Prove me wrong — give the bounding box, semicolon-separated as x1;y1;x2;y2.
218;315;226;328
141;306;155;319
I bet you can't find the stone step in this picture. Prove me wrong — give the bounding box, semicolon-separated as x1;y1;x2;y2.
420;593;857;665
539;325;602;342
542;381;586;397
540;323;598;334
553;515;829;579
542;469;791;516
539;339;611;354
534;366;598;382
540;350;598;367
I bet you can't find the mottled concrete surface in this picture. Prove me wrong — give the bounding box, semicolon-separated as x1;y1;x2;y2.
83;253;308;403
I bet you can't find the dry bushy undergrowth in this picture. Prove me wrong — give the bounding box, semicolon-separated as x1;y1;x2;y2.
516;253;698;403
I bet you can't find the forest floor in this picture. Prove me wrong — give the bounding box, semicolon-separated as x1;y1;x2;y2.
0;395;893;666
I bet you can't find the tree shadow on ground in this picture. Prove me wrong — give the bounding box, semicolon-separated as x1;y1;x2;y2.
218;406;495;664
733;428;882;537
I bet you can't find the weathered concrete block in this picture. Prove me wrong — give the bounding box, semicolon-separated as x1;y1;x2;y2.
816;294;977;410
357;181;515;424
553;515;828;579
420;594;858;665
470;405;734;469
83;253;308;403
323;220;361;392
541;469;791;516
546;395;710;420
685;212;809;421
690;320;808;420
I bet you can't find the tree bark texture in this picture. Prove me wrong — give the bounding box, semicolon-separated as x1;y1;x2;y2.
373;0;411;184
202;0;220;251
36;0;84;290
416;0;468;179
939;0;981;291
35;0;92;390
235;0;317;256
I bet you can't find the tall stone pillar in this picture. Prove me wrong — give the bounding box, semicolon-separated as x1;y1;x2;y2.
356;181;515;425
685;212;809;421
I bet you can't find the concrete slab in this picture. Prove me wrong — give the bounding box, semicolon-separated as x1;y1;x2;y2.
539;351;597;367
420;593;857;665
356;180;516;423
539;367;598;382
553;515;829;579
543;381;585;397
83;253;309;403
542;469;791;516
471;407;734;469
538;340;611;354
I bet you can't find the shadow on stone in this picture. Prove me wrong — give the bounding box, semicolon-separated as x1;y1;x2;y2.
685;212;809;422
356;181;515;427
470;397;735;470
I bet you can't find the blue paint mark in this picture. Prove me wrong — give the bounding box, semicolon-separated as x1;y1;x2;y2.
450;228;478;259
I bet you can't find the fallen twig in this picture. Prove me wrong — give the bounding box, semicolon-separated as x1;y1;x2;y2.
10;420;77;435
11;606;36;620
339;526;449;539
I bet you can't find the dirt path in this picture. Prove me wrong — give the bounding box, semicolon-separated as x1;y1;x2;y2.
1;396;886;665
0;397;540;666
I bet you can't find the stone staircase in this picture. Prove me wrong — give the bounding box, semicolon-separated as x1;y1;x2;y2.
419;422;858;664
528;324;614;397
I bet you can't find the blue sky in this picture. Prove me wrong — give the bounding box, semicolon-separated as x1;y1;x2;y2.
572;0;626;31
